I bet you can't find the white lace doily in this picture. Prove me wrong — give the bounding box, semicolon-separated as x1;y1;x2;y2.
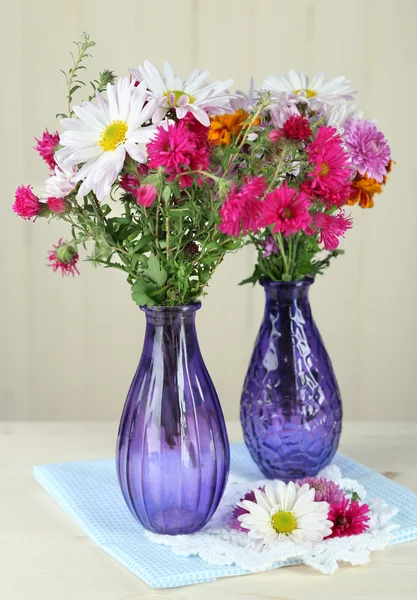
145;465;398;575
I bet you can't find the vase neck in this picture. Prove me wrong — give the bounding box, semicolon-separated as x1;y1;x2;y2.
261;279;313;307
141;304;201;328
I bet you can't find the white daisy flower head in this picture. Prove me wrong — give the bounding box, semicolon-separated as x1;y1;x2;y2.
44;160;77;199
321;103;364;134
130;60;234;127
56;78;158;201
262;69;356;109
237;481;333;547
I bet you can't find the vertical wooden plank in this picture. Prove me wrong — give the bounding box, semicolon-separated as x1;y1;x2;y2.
359;0;417;420
20;0;85;420
0;0;28;419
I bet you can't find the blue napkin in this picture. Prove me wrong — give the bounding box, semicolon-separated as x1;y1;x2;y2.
33;443;417;588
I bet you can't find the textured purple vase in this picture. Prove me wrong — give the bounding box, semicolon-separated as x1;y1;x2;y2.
241;279;342;481
116;303;230;535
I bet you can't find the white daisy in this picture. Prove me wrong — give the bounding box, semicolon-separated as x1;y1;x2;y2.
56;78;158;201
130;60;234;127
321;103;364;134
44;160;77;198
238;482;332;547
262;69;355;109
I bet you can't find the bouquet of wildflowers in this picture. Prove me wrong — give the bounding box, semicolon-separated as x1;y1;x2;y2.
213;71;393;283
13;34;243;307
13;33;392;304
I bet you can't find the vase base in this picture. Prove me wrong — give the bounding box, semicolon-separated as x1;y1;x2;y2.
132;506;213;536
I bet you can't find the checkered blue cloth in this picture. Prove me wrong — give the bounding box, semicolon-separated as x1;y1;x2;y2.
33;443;417;588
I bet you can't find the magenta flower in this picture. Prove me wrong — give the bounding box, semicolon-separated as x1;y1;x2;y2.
297;476;345;504
305;126;352;207
327;498;370;538
47;197;67;214
135;184;157;208
270;115;312;143
34;130;60;170
312;210;353;250
48;239;79;277
260;184;311;236
344;118;391;183
13;185;42;219
120;164;149;195
147;120;210;189
219;176;266;237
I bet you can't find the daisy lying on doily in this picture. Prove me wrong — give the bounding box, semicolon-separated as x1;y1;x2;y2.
146;465;398;575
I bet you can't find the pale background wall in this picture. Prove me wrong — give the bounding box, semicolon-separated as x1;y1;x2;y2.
1;0;416;422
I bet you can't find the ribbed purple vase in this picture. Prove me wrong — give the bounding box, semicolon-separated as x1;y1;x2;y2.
241;279;342;481
116;303;229;535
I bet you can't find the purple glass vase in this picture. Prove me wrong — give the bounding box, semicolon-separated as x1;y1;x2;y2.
116;303;229;535
241;279;342;481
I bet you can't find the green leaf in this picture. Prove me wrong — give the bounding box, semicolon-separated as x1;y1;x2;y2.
200;253;223;265
222;238;241;251
162;185;171;203
146;253;167;287
131;279;157;307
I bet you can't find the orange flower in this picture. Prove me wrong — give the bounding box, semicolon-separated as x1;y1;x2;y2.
208;110;256;145
349;160;394;208
348;174;382;208
382;159;395;185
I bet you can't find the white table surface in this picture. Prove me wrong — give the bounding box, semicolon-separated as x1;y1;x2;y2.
1;421;417;600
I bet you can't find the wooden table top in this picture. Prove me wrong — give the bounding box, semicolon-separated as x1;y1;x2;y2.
1;421;416;599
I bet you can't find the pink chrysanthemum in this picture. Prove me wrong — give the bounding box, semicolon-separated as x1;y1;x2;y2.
260;184;311;236
182;113;211;149
48;239;79;277
135;184;157;208
270;115;312;143
343;118;391;183
147;120;210;189
47;197;67;214
219;176;267;237
305;126;352;207
312;210;353;250
34;130;60;170
297;477;345;504
327;498;370;538
13;185;42;219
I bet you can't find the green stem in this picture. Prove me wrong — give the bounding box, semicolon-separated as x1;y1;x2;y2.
275;233;290;275
291;232;301;278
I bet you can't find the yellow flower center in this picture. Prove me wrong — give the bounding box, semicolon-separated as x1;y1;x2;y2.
319;162;330;176
166;90;196;106
272;511;297;534
294;88;318;99
99;120;128;151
